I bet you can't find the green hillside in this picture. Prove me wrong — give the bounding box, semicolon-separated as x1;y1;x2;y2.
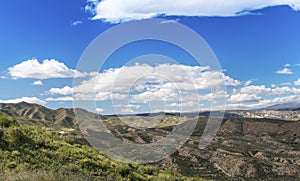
0;113;206;181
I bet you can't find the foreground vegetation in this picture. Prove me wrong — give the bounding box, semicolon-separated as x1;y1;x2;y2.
0;113;206;181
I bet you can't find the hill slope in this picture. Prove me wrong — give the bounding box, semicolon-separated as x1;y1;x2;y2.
0;114;204;181
0;102;77;127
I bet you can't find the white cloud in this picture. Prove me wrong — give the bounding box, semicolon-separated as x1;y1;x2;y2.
280;82;292;86
95;92;127;101
271;84;277;88
71;20;83;26
152;109;180;113
226;83;300;109
32;80;43;86
227;93;262;103
86;0;300;23
50;64;239;104
294;79;300;86
166;102;196;107
131;87;180;103
8;58;94;79
85;64;238;92
240;85;300;95
114;104;141;109
160;19;179;24
96;108;104;112
265;95;300;105
275;68;293;75
226;95;300;110
0;97;46;105
121;108;134;113
49;86;73;95
284;63;291;67
244;80;252;86
61;92;127;101
45;96;73;101
198;90;229;101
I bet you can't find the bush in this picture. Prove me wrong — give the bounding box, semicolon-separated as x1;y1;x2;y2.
10;128;25;143
0;129;4;138
0;114;17;128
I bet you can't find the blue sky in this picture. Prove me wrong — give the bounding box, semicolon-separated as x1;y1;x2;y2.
1;1;300;114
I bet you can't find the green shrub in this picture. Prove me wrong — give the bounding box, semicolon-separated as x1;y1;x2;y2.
0;114;17;128
116;165;130;177
0;129;4;138
10;127;26;143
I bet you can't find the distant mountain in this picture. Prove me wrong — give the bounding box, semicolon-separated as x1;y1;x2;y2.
0;102;77;127
113;111;242;119
264;102;300;111
1;101;297;129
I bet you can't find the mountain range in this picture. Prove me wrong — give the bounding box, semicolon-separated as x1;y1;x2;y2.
1;101;300;128
264;102;300;111
0;101;299;180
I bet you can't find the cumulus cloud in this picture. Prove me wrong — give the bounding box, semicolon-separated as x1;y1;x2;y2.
275;68;293;75
244;80;252;86
45;63;300;112
295;79;300;86
45;96;73;101
227;93;262;103
32;80;43;86
281;82;292;86
131;87;180;103
226;95;300;110
86;0;300;23
166;102;196;107
49;64;239;104
49;86;73;95
239;85;300;95
271;84;277;88
284;63;291;67
86;64;239;93
0;97;46;105
226;82;300;109
114;104;141;109
8;58;94;79
96;108;104;112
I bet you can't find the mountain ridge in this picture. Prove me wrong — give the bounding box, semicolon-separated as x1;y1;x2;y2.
0;102;77;127
264;102;300;111
1;101;299;127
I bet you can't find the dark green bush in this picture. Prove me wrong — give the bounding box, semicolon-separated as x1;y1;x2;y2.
0;129;4;138
0;114;17;128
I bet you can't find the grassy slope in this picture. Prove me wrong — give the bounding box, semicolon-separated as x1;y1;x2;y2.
0;114;206;181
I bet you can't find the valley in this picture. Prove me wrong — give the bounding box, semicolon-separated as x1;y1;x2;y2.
0;102;299;180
